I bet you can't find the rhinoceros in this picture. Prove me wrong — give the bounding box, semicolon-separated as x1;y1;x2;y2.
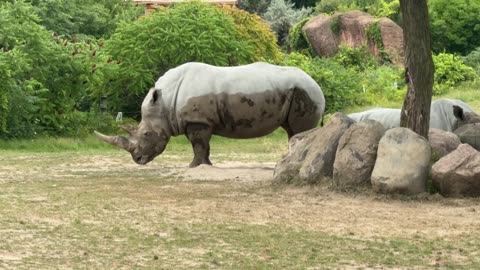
95;62;325;167
347;99;479;132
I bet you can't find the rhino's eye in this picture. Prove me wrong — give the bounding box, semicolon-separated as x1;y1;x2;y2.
144;131;152;137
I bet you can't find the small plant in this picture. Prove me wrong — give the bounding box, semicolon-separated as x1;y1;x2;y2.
366;20;390;63
330;14;341;35
287;17;312;53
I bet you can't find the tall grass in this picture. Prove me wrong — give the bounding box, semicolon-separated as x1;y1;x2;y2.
0;128;289;155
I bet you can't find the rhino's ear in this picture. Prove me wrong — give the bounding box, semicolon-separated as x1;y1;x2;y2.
151;89;161;104
453;105;465;121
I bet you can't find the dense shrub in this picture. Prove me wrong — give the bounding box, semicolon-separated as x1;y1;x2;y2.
333;45;377;71
28;0;143;38
220;5;283;64
429;0;480;54
238;0;271;14
432;53;476;95
286;17;312;53
91;2;274;114
263;0;312;45
361;64;405;104
462;47;480;75
315;0;401;24
283;53;367;113
0;1;100;138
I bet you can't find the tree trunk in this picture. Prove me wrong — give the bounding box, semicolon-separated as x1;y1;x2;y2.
399;0;434;139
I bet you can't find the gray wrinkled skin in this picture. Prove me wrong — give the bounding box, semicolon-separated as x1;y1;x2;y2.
95;62;325;167
348;99;479;132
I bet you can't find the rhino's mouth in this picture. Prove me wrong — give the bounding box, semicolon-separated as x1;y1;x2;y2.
134;155;151;165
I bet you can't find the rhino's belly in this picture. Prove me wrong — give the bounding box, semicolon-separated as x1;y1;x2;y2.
178;91;292;138
213;119;283;138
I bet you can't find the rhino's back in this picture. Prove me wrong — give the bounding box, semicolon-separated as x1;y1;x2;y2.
348;108;401;129
158;62;323;104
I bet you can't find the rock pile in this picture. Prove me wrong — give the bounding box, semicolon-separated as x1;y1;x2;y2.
274;113;480;197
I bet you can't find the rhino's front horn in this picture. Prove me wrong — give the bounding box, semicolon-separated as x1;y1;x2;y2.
94;131;132;152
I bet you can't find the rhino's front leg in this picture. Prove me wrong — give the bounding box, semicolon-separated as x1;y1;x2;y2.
185;123;213;167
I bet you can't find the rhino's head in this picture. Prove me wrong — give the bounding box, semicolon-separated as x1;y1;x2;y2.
453;105;480;129
95;88;171;165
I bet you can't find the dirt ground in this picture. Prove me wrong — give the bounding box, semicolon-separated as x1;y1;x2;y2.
1;152;480;268
3;153;479;239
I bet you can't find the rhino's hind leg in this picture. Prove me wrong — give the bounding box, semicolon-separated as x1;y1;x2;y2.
185;123;213;168
284;88;320;140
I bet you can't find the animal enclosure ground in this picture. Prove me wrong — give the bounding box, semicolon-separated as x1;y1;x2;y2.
1;150;480;269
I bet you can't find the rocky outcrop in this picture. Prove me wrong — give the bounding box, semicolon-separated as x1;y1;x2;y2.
454;123;480;151
429;128;461;159
273;113;354;185
371;128;431;195
333;120;385;187
303;10;404;65
432;144;480;197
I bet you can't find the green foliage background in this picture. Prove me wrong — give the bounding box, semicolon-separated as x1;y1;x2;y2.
0;0;479;139
90;2;281;114
429;0;480;55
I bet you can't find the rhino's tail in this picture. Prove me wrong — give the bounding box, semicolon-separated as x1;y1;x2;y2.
320;114;324;127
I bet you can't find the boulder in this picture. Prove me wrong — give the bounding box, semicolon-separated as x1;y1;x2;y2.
273;113;354;185
371;128;431;195
333;120;385;187
454;123;480;151
303;10;404;65
431;144;480;197
428;128;461;159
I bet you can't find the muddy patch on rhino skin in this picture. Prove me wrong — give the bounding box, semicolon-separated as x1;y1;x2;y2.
178;90;306;138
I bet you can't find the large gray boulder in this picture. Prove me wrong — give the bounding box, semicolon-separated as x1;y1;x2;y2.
371;128;431;195
454;123;480;151
429;128;461;159
273;113;354;185
431;144;480;197
333;120;385;187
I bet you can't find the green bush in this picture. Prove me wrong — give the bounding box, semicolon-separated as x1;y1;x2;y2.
462;47;480;74
287;17;312;53
0;2;97;138
333;45;377;71
361;64;405;104
29;0;143;38
314;0;401;24
433;53;476;95
221;5;283;64
91;1;264;113
238;0;271;14
429;0;480;54
283;52;367;113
